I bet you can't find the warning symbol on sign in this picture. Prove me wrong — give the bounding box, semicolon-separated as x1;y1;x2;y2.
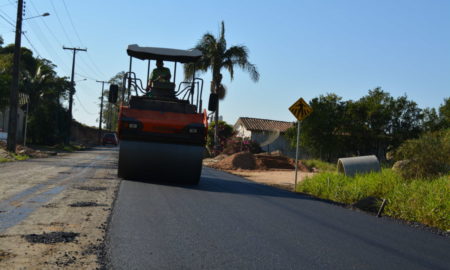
289;98;313;121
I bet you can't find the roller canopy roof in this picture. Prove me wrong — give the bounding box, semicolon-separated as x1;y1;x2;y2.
127;44;202;63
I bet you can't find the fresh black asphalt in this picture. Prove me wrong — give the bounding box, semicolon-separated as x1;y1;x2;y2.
106;167;450;270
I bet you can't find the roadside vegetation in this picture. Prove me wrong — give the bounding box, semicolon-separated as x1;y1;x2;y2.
0;153;29;162
297;130;450;231
297;170;449;231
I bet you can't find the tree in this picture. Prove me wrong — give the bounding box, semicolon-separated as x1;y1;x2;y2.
0;43;71;144
285;88;427;161
285;93;346;161
438;98;450;128
206;120;234;152
388;94;423;149
23;59;71;144
99;71;126;131
184;21;259;153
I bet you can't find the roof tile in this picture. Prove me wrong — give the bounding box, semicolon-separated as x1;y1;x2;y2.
236;117;293;132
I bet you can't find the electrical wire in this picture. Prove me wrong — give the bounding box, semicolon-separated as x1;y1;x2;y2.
0;2;13;8
30;1;93;77
74;92;96;115
60;0;107;78
75;72;98;82
48;0;74;47
22;32;41;57
0;10;15;27
23;20;70;72
30;1;65;50
28;0;72;73
61;0;83;48
0;9;41;58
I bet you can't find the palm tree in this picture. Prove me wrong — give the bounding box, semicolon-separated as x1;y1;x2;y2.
184;21;259;153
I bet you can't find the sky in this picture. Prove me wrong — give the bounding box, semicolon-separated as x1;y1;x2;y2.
0;0;449;127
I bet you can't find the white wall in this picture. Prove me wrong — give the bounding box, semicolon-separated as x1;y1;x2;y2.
235;124;252;138
0;107;25;142
251;131;309;159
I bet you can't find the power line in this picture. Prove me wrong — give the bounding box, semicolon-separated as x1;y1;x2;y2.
75;92;96;115
28;0;71;73
24;21;71;72
48;0;74;46
0;10;15;27
22;32;41;57
52;1;102;79
61;0;83;47
59;0;107;78
75;72;98;81
25;7;92;77
30;1;65;49
0;3;14;8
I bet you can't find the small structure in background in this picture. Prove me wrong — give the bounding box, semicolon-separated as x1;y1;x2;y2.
234;117;307;158
337;155;381;177
0;92;28;143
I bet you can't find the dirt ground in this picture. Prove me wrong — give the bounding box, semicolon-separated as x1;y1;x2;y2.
224;169;315;190
203;153;315;190
0;148;119;270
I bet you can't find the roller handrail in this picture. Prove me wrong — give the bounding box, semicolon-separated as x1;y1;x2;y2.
122;72;204;110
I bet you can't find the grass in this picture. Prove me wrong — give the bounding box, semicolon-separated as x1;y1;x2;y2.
301;159;336;172
0;153;29;162
297;169;450;231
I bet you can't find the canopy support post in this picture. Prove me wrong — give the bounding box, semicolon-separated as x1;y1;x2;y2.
125;56;132;101
173;62;177;83
146;60;151;87
191;64;195;107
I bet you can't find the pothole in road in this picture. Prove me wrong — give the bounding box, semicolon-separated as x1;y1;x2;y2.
75;186;107;192
69;201;107;207
23;232;79;244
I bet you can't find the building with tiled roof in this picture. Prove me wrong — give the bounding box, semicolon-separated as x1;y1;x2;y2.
234;117;293;133
234;117;308;158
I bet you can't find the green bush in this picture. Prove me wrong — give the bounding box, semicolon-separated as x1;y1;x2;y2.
296;170;450;230
395;129;450;179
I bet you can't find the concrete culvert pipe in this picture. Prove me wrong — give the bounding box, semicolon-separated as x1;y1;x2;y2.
337;155;381;177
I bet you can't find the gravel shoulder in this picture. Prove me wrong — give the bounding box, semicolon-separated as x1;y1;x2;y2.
0;147;120;269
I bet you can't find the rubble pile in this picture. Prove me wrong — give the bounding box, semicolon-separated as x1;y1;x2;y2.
211;151;310;172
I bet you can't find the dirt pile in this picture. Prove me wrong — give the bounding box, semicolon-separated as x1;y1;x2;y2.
211;152;310;171
212;152;256;170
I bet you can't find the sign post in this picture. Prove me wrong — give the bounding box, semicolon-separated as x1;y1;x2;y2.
289;97;313;192
294;120;300;190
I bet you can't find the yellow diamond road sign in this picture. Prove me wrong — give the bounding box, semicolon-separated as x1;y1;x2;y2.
289;98;313;121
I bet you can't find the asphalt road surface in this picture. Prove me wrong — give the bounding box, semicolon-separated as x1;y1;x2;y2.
107;166;450;269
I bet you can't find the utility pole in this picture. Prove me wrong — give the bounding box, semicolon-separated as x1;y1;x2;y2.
96;80;108;144
6;0;23;152
63;46;86;144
